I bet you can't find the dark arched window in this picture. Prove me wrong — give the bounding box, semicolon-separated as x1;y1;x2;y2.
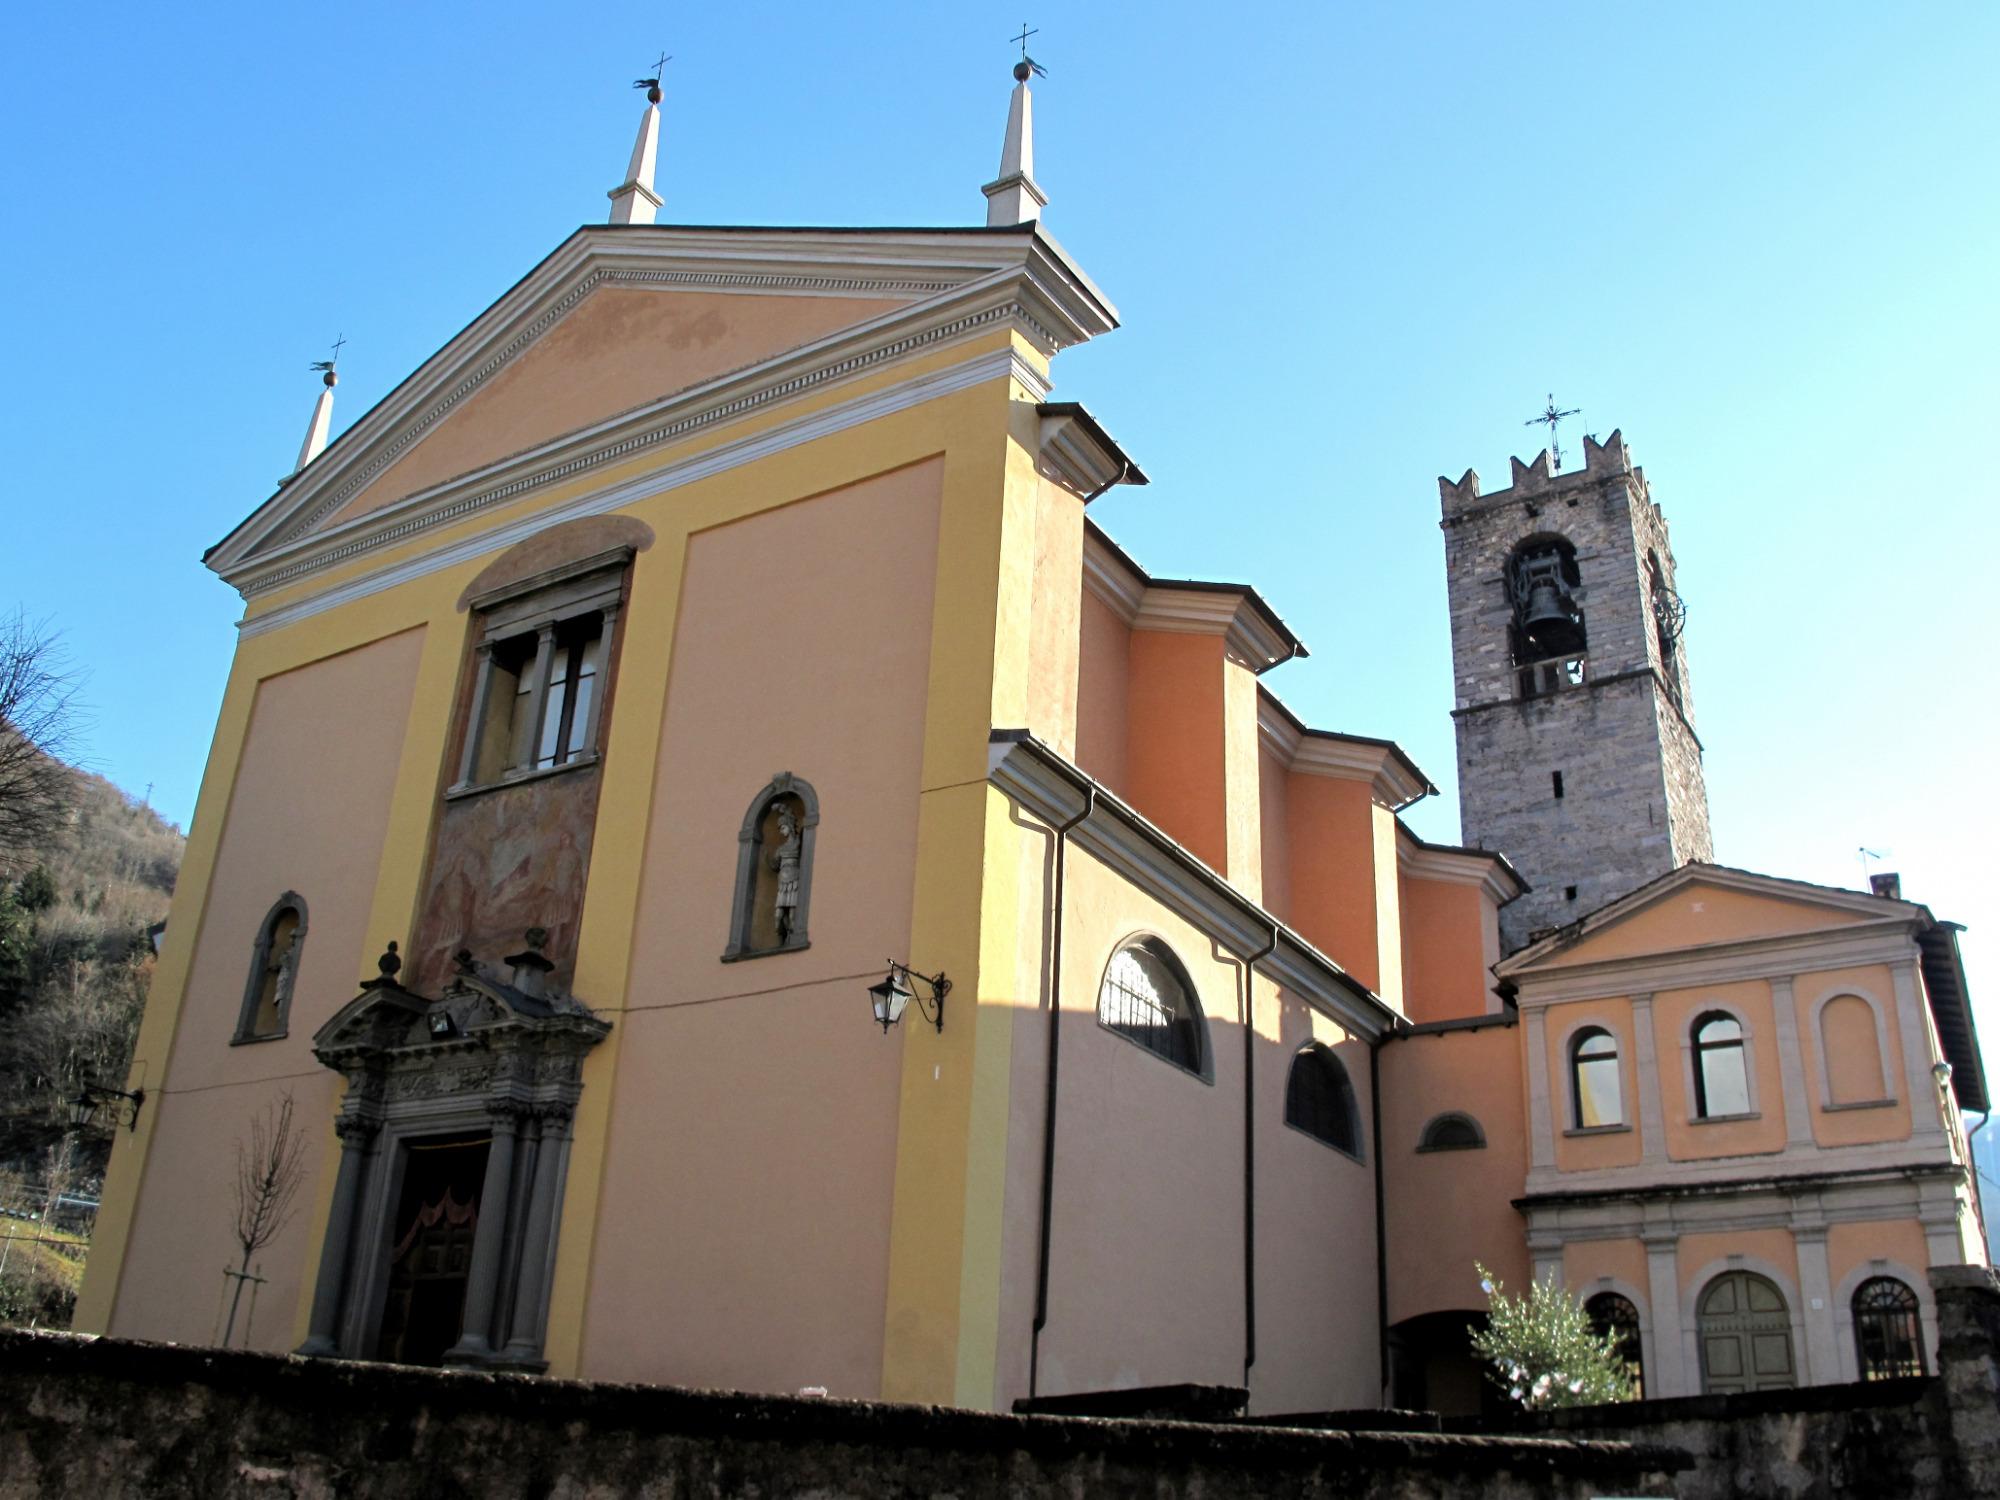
1286;1044;1362;1159
1692;1012;1750;1118
1417;1112;1485;1152
722;773;820;961
1571;1027;1623;1128
1585;1292;1645;1399
1852;1277;1925;1379
235;892;307;1043
1097;940;1206;1077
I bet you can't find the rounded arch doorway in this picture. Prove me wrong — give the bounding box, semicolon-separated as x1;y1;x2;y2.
1698;1271;1797;1394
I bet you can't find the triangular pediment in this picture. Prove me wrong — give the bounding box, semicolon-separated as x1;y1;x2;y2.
1498;863;1917;976
207;224;1117;601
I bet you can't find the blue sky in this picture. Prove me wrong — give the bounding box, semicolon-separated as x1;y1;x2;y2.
4;4;1995;1063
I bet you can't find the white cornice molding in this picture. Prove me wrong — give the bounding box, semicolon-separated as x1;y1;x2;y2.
1397;834;1524;904
987;733;1396;1041
1521;1140;1962;1206
1035;408;1137;499
1079;533;1296;674
210;226;1113;586
236;344;1035;639
1255;691;1431;809
1507;921;1926;1008
1498;863;1925;977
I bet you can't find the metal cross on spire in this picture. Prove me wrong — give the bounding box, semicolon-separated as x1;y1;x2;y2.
309;333;346;387
634;50;671;102
1011;22;1047;78
1524;393;1582;472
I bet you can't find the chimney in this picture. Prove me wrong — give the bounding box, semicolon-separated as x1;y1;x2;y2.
1869;872;1903;901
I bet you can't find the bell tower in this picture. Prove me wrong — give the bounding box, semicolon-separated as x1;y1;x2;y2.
1439;429;1712;952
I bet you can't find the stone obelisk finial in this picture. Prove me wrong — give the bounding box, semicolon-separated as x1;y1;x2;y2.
294;336;343;475
983;29;1048;227
608;58;667;225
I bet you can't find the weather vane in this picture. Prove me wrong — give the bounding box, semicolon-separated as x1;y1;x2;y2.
1524;393;1581;472
634;50;671;104
1011;22;1047;79
309;333;345;388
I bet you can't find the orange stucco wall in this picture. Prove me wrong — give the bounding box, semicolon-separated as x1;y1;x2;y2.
1544;998;1645;1172
1380;1024;1530;1325
1652;979;1787;1160
1284;775;1386;993
330;288;904;527
1398;875;1493;1024
1677;1227;1800;1301
1073;590;1130;789
1124;632;1229;872
110;630;427;1347
1795;965;1914;1147
1257;746;1293;924
989;840;1380;1414
576;460;942;1396
1539;883;1870;968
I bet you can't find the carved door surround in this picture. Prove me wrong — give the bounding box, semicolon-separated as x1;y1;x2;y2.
298;940;609;1371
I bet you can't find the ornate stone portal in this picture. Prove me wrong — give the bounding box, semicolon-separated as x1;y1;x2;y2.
298;936;609;1370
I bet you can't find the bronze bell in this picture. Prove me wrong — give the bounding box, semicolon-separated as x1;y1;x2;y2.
1521;580;1581;656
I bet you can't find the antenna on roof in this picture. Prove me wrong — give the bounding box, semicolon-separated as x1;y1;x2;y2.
1524;393;1581;473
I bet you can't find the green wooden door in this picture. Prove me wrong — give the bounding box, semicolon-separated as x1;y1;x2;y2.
1699;1271;1797;1394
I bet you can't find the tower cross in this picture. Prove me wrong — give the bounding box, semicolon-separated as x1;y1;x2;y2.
1524;393;1581;472
651;50;671;77
1011;22;1038;58
328;332;347;369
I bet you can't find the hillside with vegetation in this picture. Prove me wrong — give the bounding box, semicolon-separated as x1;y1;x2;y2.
0;766;183;1325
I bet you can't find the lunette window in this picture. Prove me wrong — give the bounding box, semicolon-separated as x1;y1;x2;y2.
1852;1277;1925;1379
1417;1112;1484;1151
1286;1044;1362;1158
1097;940;1206;1077
453;553;625;793
1692;1011;1750;1118
1571;1027;1623;1128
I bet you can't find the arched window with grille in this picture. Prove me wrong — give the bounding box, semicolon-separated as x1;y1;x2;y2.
1286;1044;1363;1160
1096;939;1207;1078
1692;1011;1751;1118
1852;1277;1925;1379
1585;1291;1646;1399
234;892;307;1043
1570;1027;1623;1128
1417;1112;1485;1152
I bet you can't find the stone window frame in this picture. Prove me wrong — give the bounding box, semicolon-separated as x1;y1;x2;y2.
1679;1002;1762;1125
1834;1257;1936;1383
448;548;628;799
1559;1015;1631;1135
1285;1042;1366;1163
1416;1111;1486;1153
233;891;309;1044
720;773;821;962
1807;985;1899;1112
1094;935;1212;1084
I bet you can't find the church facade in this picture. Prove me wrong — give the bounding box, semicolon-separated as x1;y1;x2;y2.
75;66;1987;1416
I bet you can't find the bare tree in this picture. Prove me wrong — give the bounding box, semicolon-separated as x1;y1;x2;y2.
224;1092;308;1346
0;612;83;874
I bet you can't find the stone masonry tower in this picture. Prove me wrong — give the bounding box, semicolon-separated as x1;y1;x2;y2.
1440;429;1712;952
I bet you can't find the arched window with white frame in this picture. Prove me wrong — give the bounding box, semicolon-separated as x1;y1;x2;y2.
1691;1011;1751;1118
1570;1026;1623;1128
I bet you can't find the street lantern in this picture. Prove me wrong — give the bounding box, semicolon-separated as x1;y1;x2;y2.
868;962;949;1035
67;1080;147;1133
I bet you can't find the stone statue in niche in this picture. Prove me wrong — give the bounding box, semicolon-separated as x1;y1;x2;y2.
770;806;803;942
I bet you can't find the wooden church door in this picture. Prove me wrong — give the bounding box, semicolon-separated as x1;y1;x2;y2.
375;1135;489;1366
1698;1271;1797;1394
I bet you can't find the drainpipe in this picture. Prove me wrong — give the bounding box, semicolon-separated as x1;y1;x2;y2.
1028;781;1097;1398
1371;1039;1390;1403
1243;921;1279;1390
